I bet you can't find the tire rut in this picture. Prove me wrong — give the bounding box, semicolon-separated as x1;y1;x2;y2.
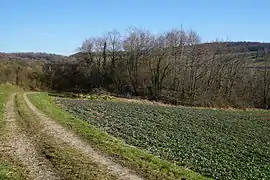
24;93;143;180
2;93;60;180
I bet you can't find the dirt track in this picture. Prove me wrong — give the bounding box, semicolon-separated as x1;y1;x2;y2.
2;93;60;180
1;92;143;180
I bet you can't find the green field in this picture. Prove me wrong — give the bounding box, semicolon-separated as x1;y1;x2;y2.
55;98;270;180
29;93;209;180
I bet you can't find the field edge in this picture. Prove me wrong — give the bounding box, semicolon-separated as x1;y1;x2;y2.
28;92;211;180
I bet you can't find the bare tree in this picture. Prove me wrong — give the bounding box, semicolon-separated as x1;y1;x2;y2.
123;27;153;95
69;27;270;108
107;30;122;73
147;34;171;99
164;28;186;99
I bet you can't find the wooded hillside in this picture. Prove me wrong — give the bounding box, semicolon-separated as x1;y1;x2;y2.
1;28;269;108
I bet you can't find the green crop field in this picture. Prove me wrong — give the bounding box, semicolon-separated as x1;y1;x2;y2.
57;98;270;180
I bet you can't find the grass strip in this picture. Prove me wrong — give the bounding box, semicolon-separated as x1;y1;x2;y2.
15;93;117;180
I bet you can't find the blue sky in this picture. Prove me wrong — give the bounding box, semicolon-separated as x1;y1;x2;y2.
1;0;270;55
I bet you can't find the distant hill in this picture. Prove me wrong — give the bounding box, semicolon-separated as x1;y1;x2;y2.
70;41;270;57
199;42;270;56
0;52;67;63
1;41;269;63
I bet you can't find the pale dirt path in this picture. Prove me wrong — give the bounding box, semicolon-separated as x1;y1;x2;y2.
24;93;143;180
1;93;60;180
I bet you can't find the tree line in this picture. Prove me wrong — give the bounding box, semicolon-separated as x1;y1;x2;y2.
43;27;270;109
1;27;269;109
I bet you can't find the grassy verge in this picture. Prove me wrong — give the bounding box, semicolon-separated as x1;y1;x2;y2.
28;92;210;180
0;83;23;97
0;84;26;180
0;83;22;132
15;94;117;180
0;163;25;180
0;83;23;131
0;94;4;133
